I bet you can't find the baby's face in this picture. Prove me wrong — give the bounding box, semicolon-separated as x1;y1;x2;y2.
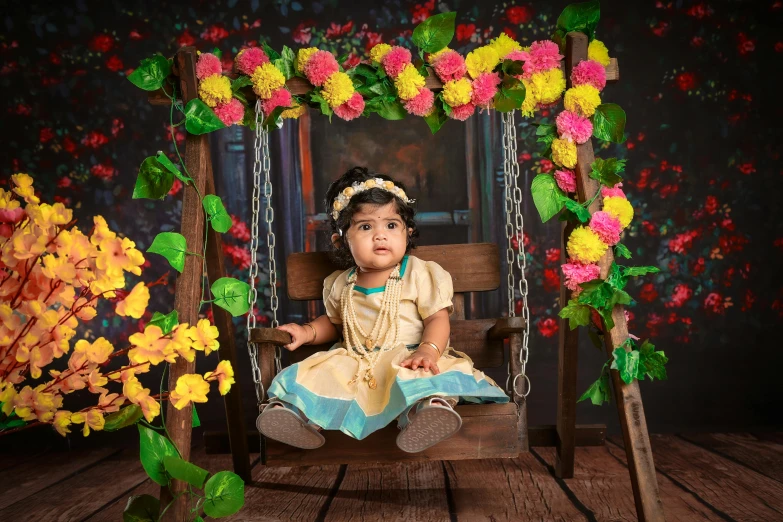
346;202;410;272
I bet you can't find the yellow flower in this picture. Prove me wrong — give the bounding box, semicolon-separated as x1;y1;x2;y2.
281;103;306;119
87;368;109;394
41;254;77;285
588;39;611;67
198;74;232;108
205;360;235;396
71;408;105;436
27;202;72;228
116;282;150;319
53;410;72;436
369;43;393;63
394;64;425;101
465;45;499;79
321;71;354;108
567;226;608;264
122;377;160;422
169;374;210;410
129;325;173;365
138;393;161;422
564;84;602;117
551;138;578;169
96;236;144;278
73;337;114;365
187;319;220;356
519;78;537;117
170;323;196;363
603;196;634;228
489;33;522;60
529;67;566;105
0;385;16;416
123;375;145;402
11;173;39;204
295;47;319;72
426;46;452;62
90;215;116;247
251;62;285;100
12;230;49;261
442;78;473;107
0;187;21;212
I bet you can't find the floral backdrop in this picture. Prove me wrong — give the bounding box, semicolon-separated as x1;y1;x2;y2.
2;0;781;432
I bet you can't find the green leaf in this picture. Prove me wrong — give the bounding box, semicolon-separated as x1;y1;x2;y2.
592;103;627;143
423;103;448;134
577;279;614;309
589;157;626;187
147;232;187;273
231;76;253;92
128;55;171;91
163;455;210;489
624;266;661;277
309;91;333;117
202;194;233;233
211;48;223;60
562;198;591;223
588;327;604;350
556;0;601;41
639;340;668;381
192;405;201;428
211;277;251;317
609;288;633;309
0;415;26;429
262;105;287;131
606;262;627;291
262;41;281;62
122;494;160;522
376;99;407;120
104;405;143;432
138;424;179;486
612;346;640;385
501;59;524;76
133;156;174;200
149;310;179;335
348;64;379;84
493;91;518;113
559;299;591;330
531;174;565;223
535;123;557;137
273;45;296;80
412;12;456;53
615;243;632;259
203;471;245;518
155;151;190;184
184;99;226;135
578;368;611;406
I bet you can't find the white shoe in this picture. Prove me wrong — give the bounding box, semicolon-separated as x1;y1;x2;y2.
396;398;462;453
256;401;325;450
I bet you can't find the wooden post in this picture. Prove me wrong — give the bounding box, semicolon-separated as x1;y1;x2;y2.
509;333;529;452
565;32;666;521
159;46;205;521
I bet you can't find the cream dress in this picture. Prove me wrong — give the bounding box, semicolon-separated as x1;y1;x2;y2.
267;255;508;440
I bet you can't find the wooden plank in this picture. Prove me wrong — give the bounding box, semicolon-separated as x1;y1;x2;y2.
265;403;519;466
0;446;50;473
324;461;451;522
612;434;783;520
529;424;606;447
566;31;664;522
445;453;589;521
0;449;148;521
286;243;500;300
452;292;465;320
0;447;117;510
509;334;528;452
678;432;783;484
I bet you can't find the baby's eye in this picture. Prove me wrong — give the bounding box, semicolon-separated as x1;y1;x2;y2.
387;222;397;229
359;224;371;231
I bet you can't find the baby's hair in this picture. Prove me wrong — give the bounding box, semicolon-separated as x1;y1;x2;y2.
324;166;419;269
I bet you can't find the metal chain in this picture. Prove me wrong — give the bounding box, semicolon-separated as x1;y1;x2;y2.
501;111;532;400
246;100;264;407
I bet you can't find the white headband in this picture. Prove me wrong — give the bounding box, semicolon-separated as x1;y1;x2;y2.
331;178;415;220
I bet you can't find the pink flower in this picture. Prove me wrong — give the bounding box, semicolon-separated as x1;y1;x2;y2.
471;72;501;107
334;92;365;121
589;211;622;245
556;110;593;144
432;50;467;82
235;47;269;76
522;40;563;78
261;88;293;116
403;87;435;116
448;102;475;121
196;53;222;80
554;169;576;193
666;284;693;308
293;23;313;45
214;98;245;126
601;183;626;199
381;46;412;79
570;60;607;91
303;50;339;87
504;50;527;62
561;260;600;293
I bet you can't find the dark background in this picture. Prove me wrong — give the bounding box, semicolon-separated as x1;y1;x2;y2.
1;0;782;448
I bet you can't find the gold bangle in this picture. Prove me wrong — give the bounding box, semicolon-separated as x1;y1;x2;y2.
303;323;317;345
418;341;441;356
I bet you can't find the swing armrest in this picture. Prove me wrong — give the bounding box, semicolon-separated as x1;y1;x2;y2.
249;327;291;346
487;317;527;340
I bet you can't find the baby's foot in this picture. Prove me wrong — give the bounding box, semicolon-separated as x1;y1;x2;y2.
396;397;462;453
257;401;325;449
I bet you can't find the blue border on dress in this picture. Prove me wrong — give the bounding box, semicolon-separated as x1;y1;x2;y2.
351;255;409;295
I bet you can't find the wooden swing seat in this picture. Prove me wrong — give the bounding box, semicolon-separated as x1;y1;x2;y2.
250;242;527;466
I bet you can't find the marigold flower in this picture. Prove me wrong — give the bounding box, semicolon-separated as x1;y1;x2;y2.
403;87;435;116
432;50;467;82
528;67;566;105
471;72;501;107
214;98;245;126
169;373;210;410
587;39;611;66
561;261;601;293
281;103;306;119
556;110;593;144
321;71;354;108
381;46;412;78
333;92;365;121
567;226;608;264
442;78;473;107
571;59;607;91
448;102;475;121
426;46;452;63
564;84;602;117
251;62;285;100
195;52;222;80
394;64;426;101
235;47;270;76
465;45;500;79
551;138;577;169
198;74;232;108
205;360;235;396
602;196;634;228
489;32;522;60
295;47;319;73
554;169;577;193
369;43;393;63
303;50;340;87
589;211;623;245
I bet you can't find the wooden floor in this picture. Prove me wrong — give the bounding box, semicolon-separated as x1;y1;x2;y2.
1;433;782;521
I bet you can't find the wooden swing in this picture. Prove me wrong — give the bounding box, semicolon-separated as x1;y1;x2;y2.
155;32;665;521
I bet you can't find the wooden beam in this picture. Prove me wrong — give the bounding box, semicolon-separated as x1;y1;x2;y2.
565;31;665;522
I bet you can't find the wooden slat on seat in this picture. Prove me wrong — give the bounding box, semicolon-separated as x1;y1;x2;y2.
286;243;500;300
264;403;519;466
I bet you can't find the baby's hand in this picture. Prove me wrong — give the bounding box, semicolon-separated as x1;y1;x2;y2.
399;348;441;375
275;323;312;351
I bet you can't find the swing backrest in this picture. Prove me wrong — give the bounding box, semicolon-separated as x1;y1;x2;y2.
283;243;504;368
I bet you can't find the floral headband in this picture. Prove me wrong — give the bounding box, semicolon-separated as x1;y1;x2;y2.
331;178;415;220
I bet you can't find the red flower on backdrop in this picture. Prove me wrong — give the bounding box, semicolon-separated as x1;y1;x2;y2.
502;27;517;40
651;21;669;37
539;158;553;172
675;72;698;91
411;0;435;24
129;29;145;41
666;284;692;308
81;130;109;148
229;215;251;241
545;248;561;263
223;244;251;269
456;23;476;42
325;21;354;39
691;257;706;276
737;162;755;175
776;42;783;53
57;176;72;188
293;22;313;45
506;5;534;24
201;24;229;43
639;283;659;303
90;162;116;180
686;3;713;18
177;29;196;47
89;34;114;53
642;220;657;236
737;33;756;55
39;127;54;143
342;53;360;69
543;268;560;292
742;289;756;311
704;195;719;214
537;318;559;338
62;135;77;154
168;179;183;196
510;231;530;251
106;55;123;72
668;230;699;254
111;118;124;137
704;292;726;314
691;36;704;48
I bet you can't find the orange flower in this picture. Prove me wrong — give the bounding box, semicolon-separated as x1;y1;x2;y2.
205;360;235;396
128;325;172;365
169;374;210;410
187;319;220;356
115;282;150;319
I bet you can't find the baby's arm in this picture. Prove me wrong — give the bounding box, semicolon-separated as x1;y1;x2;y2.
276;315;340;351
399;308;451;374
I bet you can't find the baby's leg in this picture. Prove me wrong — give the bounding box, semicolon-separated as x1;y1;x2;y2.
256;399;325;449
396;396;462;453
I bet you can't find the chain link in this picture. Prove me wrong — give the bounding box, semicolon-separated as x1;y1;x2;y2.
501;111;531;401
246;100;264;406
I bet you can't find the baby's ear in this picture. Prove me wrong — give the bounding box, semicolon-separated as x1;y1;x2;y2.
331;233;342;247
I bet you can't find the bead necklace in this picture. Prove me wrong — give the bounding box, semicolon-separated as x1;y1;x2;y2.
340;262;403;390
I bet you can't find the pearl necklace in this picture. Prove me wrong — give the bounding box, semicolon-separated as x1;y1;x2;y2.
340;263;403;389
